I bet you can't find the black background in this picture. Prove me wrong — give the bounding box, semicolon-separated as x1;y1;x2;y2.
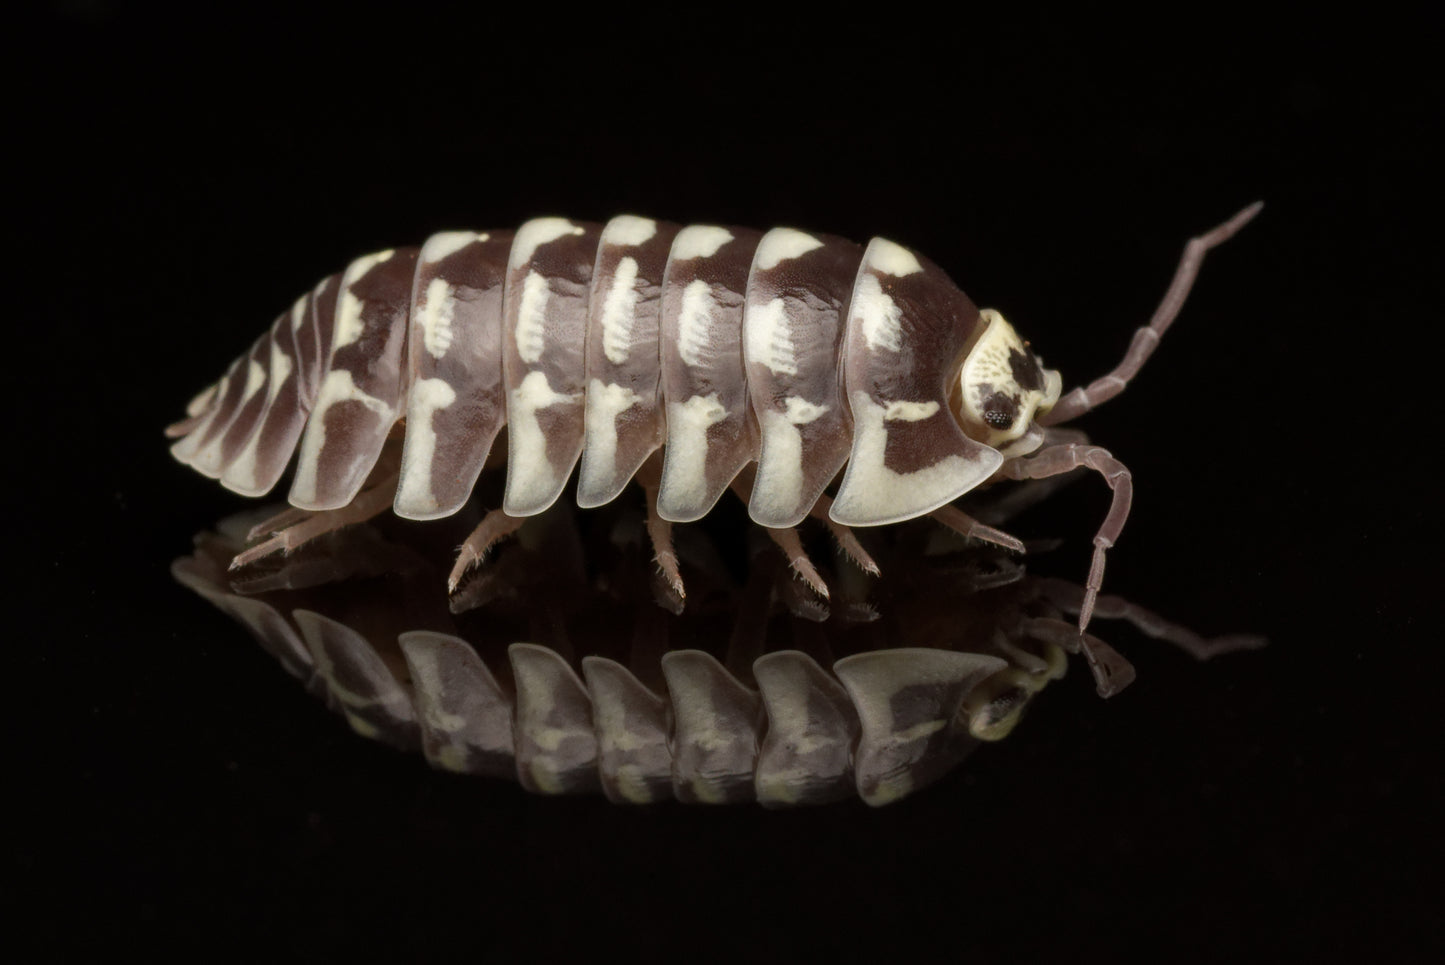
19;4;1438;961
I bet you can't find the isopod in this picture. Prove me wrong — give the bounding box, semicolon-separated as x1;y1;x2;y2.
169;204;1261;696
174;505;1262;806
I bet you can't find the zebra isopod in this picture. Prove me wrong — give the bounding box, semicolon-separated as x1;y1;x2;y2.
169;205;1261;697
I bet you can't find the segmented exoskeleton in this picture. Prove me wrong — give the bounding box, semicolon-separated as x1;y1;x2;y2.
169;205;1260;695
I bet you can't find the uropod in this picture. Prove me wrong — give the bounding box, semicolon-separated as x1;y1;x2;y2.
169;203;1262;697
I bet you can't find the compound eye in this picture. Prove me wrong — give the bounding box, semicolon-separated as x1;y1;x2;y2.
980;390;1020;431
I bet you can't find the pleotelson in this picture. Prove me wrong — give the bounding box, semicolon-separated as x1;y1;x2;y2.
172;216;997;531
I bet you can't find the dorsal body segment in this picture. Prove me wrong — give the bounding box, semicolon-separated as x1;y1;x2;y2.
171;217;1001;530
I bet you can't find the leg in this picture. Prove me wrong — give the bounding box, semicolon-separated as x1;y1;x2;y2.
446;508;526;593
728;472;829;601
808;493;880;576
1033;577;1268;661
641;479;686;607
967;427;1091;526
928;504;1025;553
998;443;1133;634
762;525;829;600
1039;201;1262;426
230;483;394;570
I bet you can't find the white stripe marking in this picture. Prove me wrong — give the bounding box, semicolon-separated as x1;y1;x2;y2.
603;215;657;247
395;377;458;517
504;370;580;515
755;228;822;271
677;279;717;368
600;257;640;365
420;277;457;360
579;379;644;503
672;226;734;261
751;397;827;525
868;238;923;277
222;343;294;495
290;369;396;507
510;218;585;270
883;400;939;421
333;250;396;349
854;274;903;353
659;393;727;519
515;270;549;364
745;296;797;376
421;230;479;263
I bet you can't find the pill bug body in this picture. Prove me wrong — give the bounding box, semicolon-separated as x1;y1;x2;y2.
170;206;1261;696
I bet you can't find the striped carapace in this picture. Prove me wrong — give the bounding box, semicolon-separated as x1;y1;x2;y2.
169;204;1260;696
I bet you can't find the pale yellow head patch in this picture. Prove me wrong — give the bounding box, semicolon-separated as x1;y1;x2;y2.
956;309;1062;455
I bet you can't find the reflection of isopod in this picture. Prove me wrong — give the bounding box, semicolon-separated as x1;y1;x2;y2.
175;505;1261;806
169;205;1260;695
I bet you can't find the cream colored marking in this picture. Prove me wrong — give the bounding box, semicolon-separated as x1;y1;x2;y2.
591;691;652;754
755;228;823;270
395;377;458;518
672;225;733;260
239;357;267;404
751;398;828;525
420;229;479;263
222;344;294;494
185;383;216;417
868;237;923;276
962;311;1020;383
510;218;585;269
515;270;550;364
603;215;657;247
613;766;654;804
677;279;718;368
579;379;643;502
868;773;913;805
404;641;468;733
504;370;580;515
289;296;308;334
291;369;396;507
744;296;797;376
434;745;469;773
958;310;1063;449
600;256;640;365
344;713;381;739
854;274;903;353
658;393;727;519
333;249;396;349
419;277;458;360
192;358;267;473
882;399;939;421
893;718;948;742
169;372;230;461
829;390;1001;526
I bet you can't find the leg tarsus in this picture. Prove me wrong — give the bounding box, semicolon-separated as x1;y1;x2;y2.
1000;443;1133;635
230;485;393;570
641;481;685;607
763;525;830;601
929;504;1026;554
808;493;880;576
447;508;526;594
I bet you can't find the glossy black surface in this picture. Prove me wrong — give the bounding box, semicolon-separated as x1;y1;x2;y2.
20;7;1435;961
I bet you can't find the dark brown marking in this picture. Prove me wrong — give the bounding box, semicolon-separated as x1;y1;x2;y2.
1009;347;1045;392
